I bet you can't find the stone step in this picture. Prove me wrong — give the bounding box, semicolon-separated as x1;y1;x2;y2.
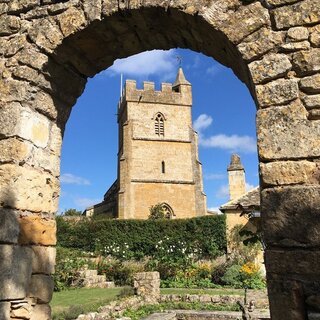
142;312;176;320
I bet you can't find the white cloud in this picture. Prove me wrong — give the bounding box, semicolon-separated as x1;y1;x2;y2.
106;49;178;79
204;173;225;180
74;197;101;209
193;114;257;153
246;183;255;192
206;65;221;77
193;114;213;132
208;207;223;215
60;173;91;186
216;184;229;199
200;134;257;153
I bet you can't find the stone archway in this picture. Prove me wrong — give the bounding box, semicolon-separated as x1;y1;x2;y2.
0;0;319;319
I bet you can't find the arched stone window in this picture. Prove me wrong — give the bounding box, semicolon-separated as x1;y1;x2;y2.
155;113;165;136
161;203;175;219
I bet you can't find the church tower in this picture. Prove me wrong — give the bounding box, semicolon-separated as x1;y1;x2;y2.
116;68;207;219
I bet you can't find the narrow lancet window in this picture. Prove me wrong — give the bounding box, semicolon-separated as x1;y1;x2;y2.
155;113;164;136
162;161;165;174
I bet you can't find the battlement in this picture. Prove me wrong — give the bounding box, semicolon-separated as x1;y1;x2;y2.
120;78;192;108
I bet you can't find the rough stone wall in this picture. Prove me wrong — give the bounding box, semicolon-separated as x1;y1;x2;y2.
0;0;319;319
134;272;160;304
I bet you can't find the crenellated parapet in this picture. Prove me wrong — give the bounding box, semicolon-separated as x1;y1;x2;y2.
119;70;192;112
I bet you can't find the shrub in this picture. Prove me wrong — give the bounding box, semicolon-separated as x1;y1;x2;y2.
54;247;87;291
221;262;266;289
97;257;146;286
57;215;227;261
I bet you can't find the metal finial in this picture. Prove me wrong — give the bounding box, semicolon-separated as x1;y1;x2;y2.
176;56;182;67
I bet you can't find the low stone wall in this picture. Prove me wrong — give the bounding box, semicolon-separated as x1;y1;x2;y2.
144;310;270;320
160;294;242;305
77;296;144;320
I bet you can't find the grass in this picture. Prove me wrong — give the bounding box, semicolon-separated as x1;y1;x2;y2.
50;287;244;319
160;288;244;296
51;287;122;319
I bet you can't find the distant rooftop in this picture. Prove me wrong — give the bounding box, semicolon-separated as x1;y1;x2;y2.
219;187;260;212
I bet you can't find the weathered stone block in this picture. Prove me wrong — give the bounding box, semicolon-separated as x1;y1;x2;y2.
83;0;102;21
31;246;56;274
5;34;27;57
29;275;54;303
0;164;59;214
0;302;10;320
260;160;319;187
236;27;284;61
0;103;50;148
48;122;63;156
272;0;320;29
0;208;19;244
310;24;320;47
266;249;320;276
57;7;87;37
280;40;310;52
261;186;320;247
15;45;48;71
10;300;32;319
12;65;52;92
302;95;320;110
0;244;32;300
204;2;270;44
0;138;60;177
265;0;297;7
30;304;51;320
266;276;306;320
19;216;56;246
255;78;298;107
0;79;29;103
257;100;320;160
249;53;291;84
292;48;320;75
309;108;320;120
287;27;309;41
28;18;63;53
7;0;39;13
299;74;320;94
0;15;21;36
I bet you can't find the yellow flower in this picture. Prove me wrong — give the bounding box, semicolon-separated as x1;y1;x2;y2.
240;262;259;275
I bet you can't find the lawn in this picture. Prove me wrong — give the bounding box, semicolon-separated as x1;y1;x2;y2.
51;287;244;319
161;288;244;296
51;287;122;319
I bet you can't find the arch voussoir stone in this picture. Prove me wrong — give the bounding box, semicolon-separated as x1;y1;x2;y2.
0;0;319;319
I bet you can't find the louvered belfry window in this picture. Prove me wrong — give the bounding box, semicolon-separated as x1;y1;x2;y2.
155;113;164;136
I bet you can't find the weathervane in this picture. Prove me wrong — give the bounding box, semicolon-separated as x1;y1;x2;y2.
176;56;182;67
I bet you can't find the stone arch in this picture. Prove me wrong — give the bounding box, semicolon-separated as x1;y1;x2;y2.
0;0;319;319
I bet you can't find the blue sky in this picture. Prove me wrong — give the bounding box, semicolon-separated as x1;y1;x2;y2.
59;48;259;213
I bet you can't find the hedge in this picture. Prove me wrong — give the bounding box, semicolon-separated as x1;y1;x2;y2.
56;215;226;260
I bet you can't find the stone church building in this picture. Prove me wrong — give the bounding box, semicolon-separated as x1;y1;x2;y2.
85;68;207;219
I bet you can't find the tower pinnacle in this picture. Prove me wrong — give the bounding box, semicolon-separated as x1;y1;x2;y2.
173;67;191;88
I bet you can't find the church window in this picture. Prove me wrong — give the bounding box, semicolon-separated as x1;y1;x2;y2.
162;161;165;174
155;113;164;136
161;203;175;219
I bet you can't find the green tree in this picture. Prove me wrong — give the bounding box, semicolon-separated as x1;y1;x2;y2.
148;203;166;220
63;208;82;216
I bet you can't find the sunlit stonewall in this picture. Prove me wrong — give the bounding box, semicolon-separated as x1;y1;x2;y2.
0;0;319;319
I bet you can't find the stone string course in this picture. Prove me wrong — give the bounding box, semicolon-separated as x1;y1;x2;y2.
0;0;319;319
